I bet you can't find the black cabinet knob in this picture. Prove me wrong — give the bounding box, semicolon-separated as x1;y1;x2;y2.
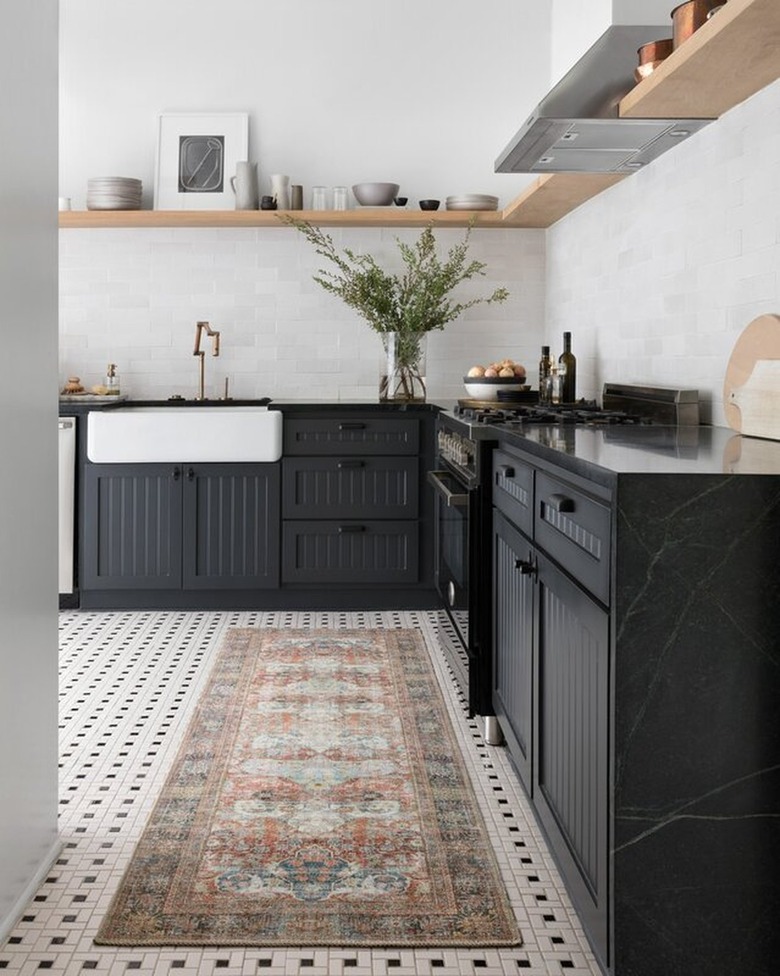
547;493;575;513
514;557;537;576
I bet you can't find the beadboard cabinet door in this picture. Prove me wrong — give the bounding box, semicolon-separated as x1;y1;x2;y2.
82;464;183;590
182;464;280;589
534;550;609;967
492;508;535;795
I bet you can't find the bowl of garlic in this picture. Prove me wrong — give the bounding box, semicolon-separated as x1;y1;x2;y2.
463;359;528;400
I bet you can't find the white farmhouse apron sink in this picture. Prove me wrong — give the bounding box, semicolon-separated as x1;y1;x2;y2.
87;407;283;463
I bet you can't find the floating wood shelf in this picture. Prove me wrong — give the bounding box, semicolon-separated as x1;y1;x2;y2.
58;182;627;231
501;174;626;228
620;0;779;120
59;208;510;229
59;0;780;234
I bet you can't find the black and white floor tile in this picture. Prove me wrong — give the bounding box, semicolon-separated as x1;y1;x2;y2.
0;610;602;976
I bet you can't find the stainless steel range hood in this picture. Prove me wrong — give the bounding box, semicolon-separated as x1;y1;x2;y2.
495;25;713;174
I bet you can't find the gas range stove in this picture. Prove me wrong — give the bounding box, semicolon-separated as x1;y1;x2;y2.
437;383;700;487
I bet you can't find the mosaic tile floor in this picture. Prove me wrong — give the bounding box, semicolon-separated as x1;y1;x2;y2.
0;610;602;976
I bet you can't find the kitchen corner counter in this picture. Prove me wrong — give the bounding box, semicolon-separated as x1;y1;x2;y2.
493;422;780;485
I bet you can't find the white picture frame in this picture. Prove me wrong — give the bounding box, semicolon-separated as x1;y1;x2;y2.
154;112;249;210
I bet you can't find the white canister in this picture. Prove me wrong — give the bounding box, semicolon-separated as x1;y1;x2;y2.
270;174;290;211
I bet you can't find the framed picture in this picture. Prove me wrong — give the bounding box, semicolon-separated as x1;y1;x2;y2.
154;112;249;210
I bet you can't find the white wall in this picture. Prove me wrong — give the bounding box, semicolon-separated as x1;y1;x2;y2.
0;0;60;940
546;78;780;427
60;0;551;211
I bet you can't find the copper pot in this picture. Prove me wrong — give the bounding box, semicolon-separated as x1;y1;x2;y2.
634;37;674;82
671;0;725;48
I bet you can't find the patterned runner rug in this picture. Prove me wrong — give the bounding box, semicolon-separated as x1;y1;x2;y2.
96;628;521;947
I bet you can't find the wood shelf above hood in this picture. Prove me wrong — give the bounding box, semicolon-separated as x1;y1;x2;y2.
501;174;626;227
620;0;779;119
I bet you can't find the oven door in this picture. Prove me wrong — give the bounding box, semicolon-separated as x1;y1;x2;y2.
427;468;471;696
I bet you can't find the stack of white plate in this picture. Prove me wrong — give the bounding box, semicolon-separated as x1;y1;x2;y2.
86;177;143;211
446;194;499;212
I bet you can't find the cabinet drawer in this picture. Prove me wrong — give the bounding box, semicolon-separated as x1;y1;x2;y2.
535;471;611;605
492;448;534;537
283;417;419;455
283;457;418;518
282;520;418;584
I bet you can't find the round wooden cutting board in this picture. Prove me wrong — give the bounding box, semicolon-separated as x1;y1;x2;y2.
723;313;780;432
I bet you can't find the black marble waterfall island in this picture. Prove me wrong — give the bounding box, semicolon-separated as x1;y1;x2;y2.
489;423;780;976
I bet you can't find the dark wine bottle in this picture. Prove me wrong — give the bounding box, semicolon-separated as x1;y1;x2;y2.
538;345;554;403
559;332;576;403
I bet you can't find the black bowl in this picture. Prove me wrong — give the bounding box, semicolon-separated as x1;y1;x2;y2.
419;199;440;211
394;196;408;207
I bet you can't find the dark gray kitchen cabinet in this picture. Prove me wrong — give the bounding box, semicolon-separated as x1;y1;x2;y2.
182;465;280;589
281;413;428;588
491;444;611;968
82;462;279;592
492;509;534;794
282;456;418;520
282;519;419;584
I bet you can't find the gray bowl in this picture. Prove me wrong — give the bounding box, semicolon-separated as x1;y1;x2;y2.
352;182;400;206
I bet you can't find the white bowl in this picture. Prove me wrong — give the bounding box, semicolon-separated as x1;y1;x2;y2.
352;182;400;206
463;376;528;401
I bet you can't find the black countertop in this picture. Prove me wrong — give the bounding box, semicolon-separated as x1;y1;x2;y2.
59;397;441;415
494;423;780;482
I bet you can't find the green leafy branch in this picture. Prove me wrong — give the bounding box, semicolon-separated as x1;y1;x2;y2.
281;216;509;336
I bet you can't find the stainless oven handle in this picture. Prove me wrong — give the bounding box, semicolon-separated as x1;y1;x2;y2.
427;470;469;508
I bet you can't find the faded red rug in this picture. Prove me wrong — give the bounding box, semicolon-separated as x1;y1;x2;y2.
95;628;521;947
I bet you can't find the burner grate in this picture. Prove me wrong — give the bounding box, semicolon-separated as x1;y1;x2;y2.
453;400;646;427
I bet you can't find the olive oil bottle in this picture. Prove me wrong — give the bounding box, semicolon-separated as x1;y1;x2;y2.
538;345;554;403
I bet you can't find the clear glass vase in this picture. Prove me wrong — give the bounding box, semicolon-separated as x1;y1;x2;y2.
379;331;427;403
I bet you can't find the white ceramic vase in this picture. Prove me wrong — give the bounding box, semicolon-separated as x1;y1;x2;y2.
230;161;258;210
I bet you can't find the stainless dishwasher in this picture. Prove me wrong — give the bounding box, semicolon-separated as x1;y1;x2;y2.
58;416;76;594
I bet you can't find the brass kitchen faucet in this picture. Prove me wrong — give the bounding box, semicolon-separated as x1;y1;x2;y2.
193;320;221;400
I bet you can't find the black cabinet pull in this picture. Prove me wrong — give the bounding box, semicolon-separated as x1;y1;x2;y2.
514;557;537;577
338;525;366;534
172;466;181;481
187;467;195;481
338;422;366;430
498;464;515;479
547;493;575;513
337;459;365;469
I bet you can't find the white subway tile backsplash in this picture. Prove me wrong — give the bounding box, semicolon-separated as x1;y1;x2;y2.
60;225;544;400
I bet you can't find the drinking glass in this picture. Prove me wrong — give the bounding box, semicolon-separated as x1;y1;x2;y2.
332;186;348;210
311;186;328;210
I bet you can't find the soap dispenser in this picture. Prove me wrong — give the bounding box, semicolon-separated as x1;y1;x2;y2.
106;363;120;395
